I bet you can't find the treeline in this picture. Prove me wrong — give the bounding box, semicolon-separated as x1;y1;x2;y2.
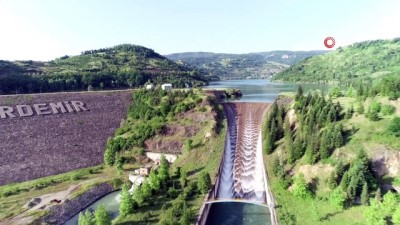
0;44;209;95
104;89;202;167
0;71;207;95
265;86;345;164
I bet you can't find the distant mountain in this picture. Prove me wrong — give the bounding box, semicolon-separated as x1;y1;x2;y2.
166;50;328;79
274;38;400;84
0;44;208;95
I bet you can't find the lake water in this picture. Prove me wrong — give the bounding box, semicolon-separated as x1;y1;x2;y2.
206;79;330;103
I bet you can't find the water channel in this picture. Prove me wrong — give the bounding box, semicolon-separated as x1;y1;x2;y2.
64;79;329;225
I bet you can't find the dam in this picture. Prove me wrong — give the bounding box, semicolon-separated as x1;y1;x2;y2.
198;101;278;225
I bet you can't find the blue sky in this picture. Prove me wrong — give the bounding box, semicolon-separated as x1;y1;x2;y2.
0;0;399;60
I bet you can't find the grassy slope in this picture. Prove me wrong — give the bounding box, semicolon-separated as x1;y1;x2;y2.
274;38;400;84
264;95;400;225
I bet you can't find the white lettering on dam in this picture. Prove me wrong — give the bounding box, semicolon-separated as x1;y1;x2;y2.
0;101;89;119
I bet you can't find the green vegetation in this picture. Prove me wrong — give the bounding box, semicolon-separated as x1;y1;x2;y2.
0;165;124;222
103;89;226;224
166;50;327;79
274;38;400;85
263;86;400;225
0;44;208;95
78;204;112;225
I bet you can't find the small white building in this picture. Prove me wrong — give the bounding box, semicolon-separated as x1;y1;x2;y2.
161;83;173;91
145;84;154;90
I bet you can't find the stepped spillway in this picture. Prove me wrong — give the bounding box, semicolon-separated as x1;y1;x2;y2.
216;103;270;202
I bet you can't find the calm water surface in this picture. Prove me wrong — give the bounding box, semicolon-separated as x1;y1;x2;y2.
206;79;329;103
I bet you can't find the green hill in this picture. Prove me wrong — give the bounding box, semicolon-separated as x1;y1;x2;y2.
166;51;328;79
0;44;208;95
274;38;400;84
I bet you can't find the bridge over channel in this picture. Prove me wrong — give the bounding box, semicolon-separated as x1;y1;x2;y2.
196;102;278;225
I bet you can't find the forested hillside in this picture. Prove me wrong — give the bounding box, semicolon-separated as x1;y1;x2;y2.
0;44;208;95
274;38;400;85
263;87;400;225
166;50;328;79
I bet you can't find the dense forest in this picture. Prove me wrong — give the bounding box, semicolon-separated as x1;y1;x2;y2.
274;38;400;86
0;44;208;95
166;50;328;79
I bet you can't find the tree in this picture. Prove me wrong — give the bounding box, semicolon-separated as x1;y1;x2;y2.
295;85;304;101
133;186;145;206
141;181;152;199
148;170;161;191
119;184;134;217
375;188;382;202
198;171;212;194
392;207;400;225
78;211;95;225
330;188;346;210
115;154;123;172
184;139;193;153
292;173;311;199
364;199;385;225
388;117;400;137
382;191;397;217
158;155;170;187
180;170;188;188
95;204;112;225
340;171;350;192
104;147;115;166
361;182;369;205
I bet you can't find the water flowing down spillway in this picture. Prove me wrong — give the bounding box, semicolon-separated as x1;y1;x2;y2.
216;103;270;202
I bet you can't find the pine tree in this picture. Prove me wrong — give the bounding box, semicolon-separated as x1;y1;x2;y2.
198;171;212;194
119;184;134;217
295;85;304;101
382;191;397;217
392;207;400;225
292;173;311;199
95;204;111;225
361;182;369;205
141;181;152;199
375;188;382;202
336;160;345;177
82;211;96;225
330;188;346;210
115;154;123;172
133;186;145;206
180;170;187;188
320;132;330;159
364;199;385;225
148;170;161;191
340;171;350;192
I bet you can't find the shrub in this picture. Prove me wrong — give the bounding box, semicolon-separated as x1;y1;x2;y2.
388;117;400;137
381;104;396;116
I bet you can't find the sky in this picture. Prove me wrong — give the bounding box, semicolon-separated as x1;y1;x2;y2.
0;0;399;61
